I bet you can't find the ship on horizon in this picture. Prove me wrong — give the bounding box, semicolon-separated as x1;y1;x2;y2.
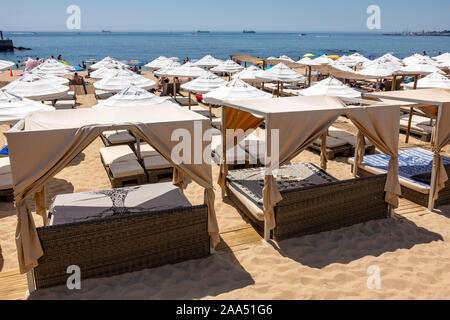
243;30;256;34
196;30;210;34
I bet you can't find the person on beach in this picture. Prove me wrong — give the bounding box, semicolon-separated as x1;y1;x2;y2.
72;72;85;85
57;55;62;61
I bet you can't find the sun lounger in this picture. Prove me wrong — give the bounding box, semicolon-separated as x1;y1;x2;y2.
100;145;146;188
350;148;450;207
95;90;114;100
211;134;264;169
54;100;76;110
177;96;199;107
399;114;433;142
0;157;14;202
33;182;210;289
100;130;136;147
309;135;352;160
58;91;76;103
226;163;389;240
135;142;174;183
328;126;375;155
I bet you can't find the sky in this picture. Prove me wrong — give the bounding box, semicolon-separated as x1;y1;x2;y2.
1;0;449;33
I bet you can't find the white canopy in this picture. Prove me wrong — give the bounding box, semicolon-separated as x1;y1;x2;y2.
92;84;168;109
297;77;361;98
297;57;313;65
34;59;73;76
24;70;70;85
3;74;69;100
357;60;401;78
232;66;267;83
203;78;272;104
310;55;335;66
256;62;306;83
90;56;120;70
399;62;445;75
278;55;295;62
153;61;182;77
404;72;450;89
90;66;134;80
364;55;403;69
349;53;370;64
433;52;450;62
0;89;55;123
193;55;223;68
91;60;127;71
336;55;361;67
94;70;156;92
0;59;15;71
164;63;209;78
145;56;171;70
210;60;244;74
180;72;228;93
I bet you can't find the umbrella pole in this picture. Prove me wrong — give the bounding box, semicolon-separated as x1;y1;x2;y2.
188;91;191;110
308;66;312;87
413;75;419;90
280;81;284;97
261;82;264;90
391;75;397;91
173;78;177;101
405;107;414;143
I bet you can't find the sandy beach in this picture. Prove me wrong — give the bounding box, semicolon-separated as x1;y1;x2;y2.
1;70;450;300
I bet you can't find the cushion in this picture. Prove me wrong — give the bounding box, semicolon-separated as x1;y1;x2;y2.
0;157;11;175
143;155;173;170
50;182;191;225
314;136;349;148
100;145;137;166
54;100;76;109
227;163;338;208
0;173;13;190
109;159;144;178
135;142;159;158
327;126;354;139
103;130;135;145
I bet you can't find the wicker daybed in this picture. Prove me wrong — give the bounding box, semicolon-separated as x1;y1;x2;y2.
226;163;389;241
350;148;450;207
33;182;210;289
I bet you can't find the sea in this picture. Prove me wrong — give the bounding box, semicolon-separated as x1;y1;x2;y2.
1;31;450;67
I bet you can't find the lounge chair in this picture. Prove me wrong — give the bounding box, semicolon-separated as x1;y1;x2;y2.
58;91;77;103
54;100;77;110
309;135;353;160
136;142;174;183
226;163;389;240
349;148;450;207
33;182;210;289
328;126;376;155
99;145;147;188
399;114;433;142
100;130;136;147
95;90;114;100
0;157;13;202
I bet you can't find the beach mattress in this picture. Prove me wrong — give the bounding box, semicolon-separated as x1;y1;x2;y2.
50;182;191;226
350;148;450;190
100;145;137;166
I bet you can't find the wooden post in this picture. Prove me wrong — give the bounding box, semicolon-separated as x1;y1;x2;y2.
221;107;228;199
261;82;264;90
173;78;177;101
391;75;397;91
308;66;312;87
405;107;414;143
280;81;284;97
413;75;419;89
428;104;443;212
136;136;142;161
264;115;271;241
188;91;191;110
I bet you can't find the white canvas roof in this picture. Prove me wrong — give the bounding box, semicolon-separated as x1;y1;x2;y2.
0;59;15;71
399;62;445;75
90;66;134;80
93;70;156;92
92;84;169;108
256;63;306;83
180;72;228;93
297;77;361;98
232;66;267;83
193;55;223;68
203;78;271;104
164;63;209;78
403;72;450;89
3;74;69;100
210;60;244;74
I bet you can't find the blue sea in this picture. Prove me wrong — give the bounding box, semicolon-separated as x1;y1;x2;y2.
1;31;450;67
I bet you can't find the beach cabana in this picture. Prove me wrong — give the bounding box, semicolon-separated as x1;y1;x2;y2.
93;70;156;92
256;63;306;96
193;55;223;68
218;95;401;240
3;75;69;101
5;103;219;290
0;59;15;71
297;77;361;98
363;89;450;211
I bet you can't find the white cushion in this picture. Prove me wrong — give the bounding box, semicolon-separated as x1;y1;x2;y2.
100;145;136;166
103;130;135;144
314;136;348;148
136;143;159;158
109;159;144;178
0;173;13;190
143;155;173;170
54;100;76;109
0;157;11;175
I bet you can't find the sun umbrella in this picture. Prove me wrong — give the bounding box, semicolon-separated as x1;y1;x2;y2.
25;70;70;85
202;78;272;105
328;55;340;60
93;70;156;92
0;59;15;71
349;53;370;64
90;56;119;70
297;77;361;98
403;54;439;67
34;59;74;76
210;60;244;74
92;84;167;109
90;66;134;80
256;62;306;83
310;55;335;66
357;60;401;78
399;62;445;75
364;54;403;68
144;56;169;70
433;52;450;62
278;55;295;62
0;89;55;123
403;72;450;89
303;53;315;58
193;55;223;68
232;66;267;83
181;72;228;93
336;55;361;67
164;63;209;78
153;61;182;77
3;74;69;101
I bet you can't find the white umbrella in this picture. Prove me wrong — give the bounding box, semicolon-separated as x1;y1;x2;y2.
92;84;167;109
0;89;55;123
210;60;244;74
203;78;272;105
153;61;182;77
310;55;334;66
297;77;361;98
34;59;73;76
278;55;295;62
0;59;15;71
297;57;313;65
439;60;450;68
399;62;445;75
94;70;156;92
256;62;306;83
90;56;119;70
403;54;439;67
145;56;169;70
25;70;70;85
193;55;223;68
90;66;134;80
3;74;69;100
232;66;266;83
364;54;403;69
349;53;370;64
181;72;228;93
433;52;450;62
403;72;450;89
358;60;401;78
164;63;209;78
336;55;361;67
329;61;358;73
91;60;126;71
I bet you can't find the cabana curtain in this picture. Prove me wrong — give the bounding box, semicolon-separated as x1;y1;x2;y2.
432;102;450;199
6;105;219;273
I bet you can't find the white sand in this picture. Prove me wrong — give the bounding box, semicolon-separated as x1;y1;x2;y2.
1;70;450;300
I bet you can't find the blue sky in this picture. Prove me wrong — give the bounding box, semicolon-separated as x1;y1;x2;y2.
1;0;449;32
